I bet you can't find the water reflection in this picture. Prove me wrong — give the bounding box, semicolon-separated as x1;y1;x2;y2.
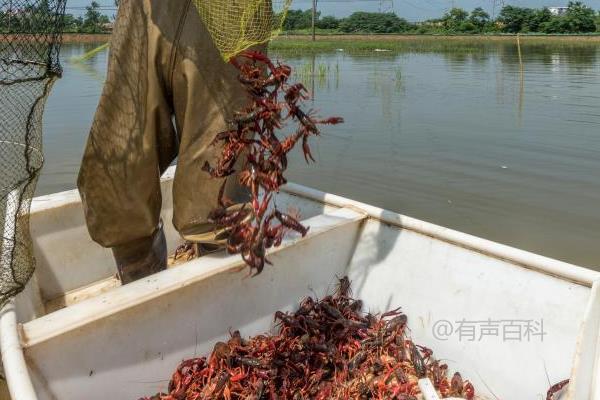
40;40;600;269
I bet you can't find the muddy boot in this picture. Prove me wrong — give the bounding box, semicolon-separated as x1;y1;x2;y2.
112;222;167;284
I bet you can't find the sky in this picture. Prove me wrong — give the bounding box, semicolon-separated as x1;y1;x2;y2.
67;0;600;21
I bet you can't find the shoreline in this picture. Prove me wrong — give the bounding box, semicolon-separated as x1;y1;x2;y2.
53;33;600;44
61;33;112;43
1;33;112;43
270;34;600;51
277;34;600;42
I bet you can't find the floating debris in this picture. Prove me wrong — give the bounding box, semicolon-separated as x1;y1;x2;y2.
139;278;475;400
69;42;109;63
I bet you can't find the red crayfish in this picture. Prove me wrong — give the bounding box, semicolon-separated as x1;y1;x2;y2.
203;50;343;274
139;278;477;400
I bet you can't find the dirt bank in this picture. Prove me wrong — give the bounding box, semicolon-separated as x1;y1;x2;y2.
61;33;111;43
2;33;111;43
276;34;600;43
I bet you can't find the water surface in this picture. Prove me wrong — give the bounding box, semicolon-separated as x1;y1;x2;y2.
41;41;600;269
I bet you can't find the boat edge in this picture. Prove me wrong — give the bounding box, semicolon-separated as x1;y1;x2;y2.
281;182;600;287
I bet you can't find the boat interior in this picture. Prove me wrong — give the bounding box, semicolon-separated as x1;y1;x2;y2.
9;167;600;399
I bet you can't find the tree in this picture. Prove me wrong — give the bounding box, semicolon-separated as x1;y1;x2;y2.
63;14;83;33
81;1;110;33
469;7;490;31
530;8;553;32
539;2;596;33
283;9;315;30
497;6;536;33
540;16;567;33
563;1;596;32
441;7;469;31
279;4;600;35
459;21;478;32
339;12;412;33
317;15;339;30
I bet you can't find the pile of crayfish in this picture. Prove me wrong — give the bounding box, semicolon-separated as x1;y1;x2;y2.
197;51;343;274
139;278;476;400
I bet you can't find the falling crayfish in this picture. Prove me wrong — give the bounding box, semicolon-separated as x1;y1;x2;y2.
201;50;343;274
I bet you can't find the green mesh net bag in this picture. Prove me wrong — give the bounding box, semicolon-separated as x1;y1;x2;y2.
193;0;291;61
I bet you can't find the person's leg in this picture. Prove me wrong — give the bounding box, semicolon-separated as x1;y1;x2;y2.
111;221;167;283
77;0;179;283
168;5;266;243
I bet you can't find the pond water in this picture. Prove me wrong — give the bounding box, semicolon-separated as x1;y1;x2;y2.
40;40;600;269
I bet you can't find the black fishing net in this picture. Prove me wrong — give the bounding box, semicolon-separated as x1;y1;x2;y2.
0;0;66;307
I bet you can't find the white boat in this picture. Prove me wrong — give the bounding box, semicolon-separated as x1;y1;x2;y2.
2;166;600;400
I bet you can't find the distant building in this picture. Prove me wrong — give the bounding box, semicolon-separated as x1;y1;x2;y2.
101;22;114;32
548;6;568;16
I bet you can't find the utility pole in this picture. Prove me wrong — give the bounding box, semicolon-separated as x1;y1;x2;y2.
8;0;13;33
492;0;505;19
312;0;317;41
380;0;394;13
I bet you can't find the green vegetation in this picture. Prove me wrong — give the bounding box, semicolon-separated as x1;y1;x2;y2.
293;60;341;90
0;0;59;33
497;3;596;33
4;1;597;37
268;36;600;58
284;9;318;31
339;12;412;34
0;1;112;34
284;2;600;35
79;1;111;33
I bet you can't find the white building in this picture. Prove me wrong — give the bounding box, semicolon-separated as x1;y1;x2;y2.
548;6;568;16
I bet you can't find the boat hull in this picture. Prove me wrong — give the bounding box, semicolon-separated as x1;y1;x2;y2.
2;166;598;400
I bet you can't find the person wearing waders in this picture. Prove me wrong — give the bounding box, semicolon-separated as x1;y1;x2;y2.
78;0;265;284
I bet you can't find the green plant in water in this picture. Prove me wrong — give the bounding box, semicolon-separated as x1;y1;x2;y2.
394;66;402;81
317;63;327;78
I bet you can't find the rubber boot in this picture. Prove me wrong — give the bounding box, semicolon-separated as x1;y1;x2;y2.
112;222;167;284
